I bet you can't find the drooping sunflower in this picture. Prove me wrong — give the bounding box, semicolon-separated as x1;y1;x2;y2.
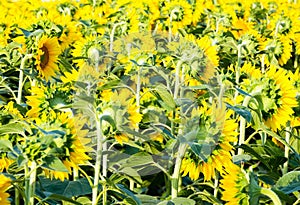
0;174;11;205
35;112;91;181
26;83;73;119
35;35;61;81
162;0;193;33
168;34;219;83
180;103;238;181
240;63;298;131
220;163;249;205
259;35;292;66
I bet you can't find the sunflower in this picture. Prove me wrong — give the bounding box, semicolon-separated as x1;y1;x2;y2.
35;35;60;81
0;174;11;205
240;63;298;131
168;34;219;83
26;83;73;119
35;112;91;181
180;103;238;181
259;35;292;66
220;163;249;205
162;0;193;33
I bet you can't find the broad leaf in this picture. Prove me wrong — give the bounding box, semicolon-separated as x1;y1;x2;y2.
275;171;300;194
226;103;252;122
42;157;68;172
0;122;25;136
38;177;92;198
154;85;176;111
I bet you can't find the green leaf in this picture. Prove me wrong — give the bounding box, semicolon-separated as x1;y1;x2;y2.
239;144;271;170
0;139;13;151
190;143;212;162
154;85;176;111
226;103;252;122
235;86;252;97
275;171;300;194
0;122;25;136
38;177;92;198
43;193;82;205
261;125;296;153
42;157;68;172
158;198;195;205
18;27;31;37
232;154;252;164
116;184;142;205
136;194;160;205
122;152;153;168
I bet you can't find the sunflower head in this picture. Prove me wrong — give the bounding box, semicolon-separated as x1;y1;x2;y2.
0;174;11;205
180;102;238;181
26;112;91;181
220;163;249;204
241;64;298;131
35;35;60;81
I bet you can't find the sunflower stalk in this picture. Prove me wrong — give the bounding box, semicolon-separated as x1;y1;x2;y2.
234;43;244;104
92;114;105;205
238;96;250;155
110;22;126;52
171;143;188;199
260;188;282;205
24;161;37;205
169;10;174;42
283;125;291;175
17;54;33;104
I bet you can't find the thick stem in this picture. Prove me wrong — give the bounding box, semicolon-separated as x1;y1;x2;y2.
260;188;282;205
15;186;20;205
25;161;37;205
234;44;243;105
238;95;251;155
110;22;126;52
214;173;219;197
169;12;173;42
92;117;103;205
17;54;33;104
29;161;37;205
283;125;291;175
171;143;187;199
73;168;79;181
24;164;30;205
174;61;183;100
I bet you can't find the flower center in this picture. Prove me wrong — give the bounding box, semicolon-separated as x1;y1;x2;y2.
40;45;49;69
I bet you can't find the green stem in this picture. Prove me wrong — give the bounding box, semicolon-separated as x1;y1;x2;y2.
73;168;79;181
260;188;282;205
169;12;173;42
171;143;187;199
15;186;20;205
261;54;265;73
92;116;104;205
213;173;219;197
29;161;37;205
174;61;183;100
294;55;298;69
17;54;33;104
234;44;243;105
25;161;37;205
283;125;291;175
238;95;251;155
24;164;30;205
110;22;126;52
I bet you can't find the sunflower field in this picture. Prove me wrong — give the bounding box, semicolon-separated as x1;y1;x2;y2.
1;0;300;204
